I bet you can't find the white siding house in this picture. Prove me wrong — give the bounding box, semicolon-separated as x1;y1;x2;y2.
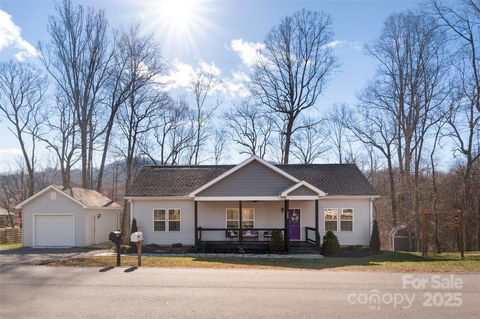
126;156;379;251
17;185;121;247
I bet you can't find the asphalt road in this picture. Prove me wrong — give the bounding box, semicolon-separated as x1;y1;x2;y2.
1;266;479;318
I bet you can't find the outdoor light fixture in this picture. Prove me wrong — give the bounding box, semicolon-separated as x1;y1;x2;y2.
97;213;101;219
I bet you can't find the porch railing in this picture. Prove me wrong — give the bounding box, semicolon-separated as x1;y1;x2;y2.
196;227;286;243
305;227;319;245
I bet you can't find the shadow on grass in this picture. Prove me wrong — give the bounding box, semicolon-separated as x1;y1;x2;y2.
190;251;470;271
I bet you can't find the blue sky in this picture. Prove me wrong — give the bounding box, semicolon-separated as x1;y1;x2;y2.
0;0;423;170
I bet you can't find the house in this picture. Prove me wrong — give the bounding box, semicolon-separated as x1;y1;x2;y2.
17;185;121;248
125;156;379;252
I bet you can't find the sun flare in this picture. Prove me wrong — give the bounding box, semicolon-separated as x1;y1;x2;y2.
141;0;216;55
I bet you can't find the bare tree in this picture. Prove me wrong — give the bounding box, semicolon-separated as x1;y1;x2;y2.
38;94;80;188
213;128;228;165
251;9;338;163
431;0;480;250
39;0;112;189
291;118;329;164
188;66;221;165
324;103;350;163
0;61;47;196
140;98;195;165
225;101;273;158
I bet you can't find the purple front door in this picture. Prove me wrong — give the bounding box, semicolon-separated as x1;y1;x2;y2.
287;209;301;240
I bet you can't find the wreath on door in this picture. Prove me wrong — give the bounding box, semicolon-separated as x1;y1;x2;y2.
289;211;299;223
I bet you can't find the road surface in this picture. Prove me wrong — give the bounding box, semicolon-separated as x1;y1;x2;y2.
1;266;479;318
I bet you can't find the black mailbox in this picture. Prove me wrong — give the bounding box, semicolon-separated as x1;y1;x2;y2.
109;231;122;266
109;231;122;244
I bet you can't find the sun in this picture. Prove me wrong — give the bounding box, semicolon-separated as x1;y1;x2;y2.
141;0;217;55
159;0;198;32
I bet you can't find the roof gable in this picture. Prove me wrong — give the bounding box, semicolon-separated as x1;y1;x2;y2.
194;157;298;197
280;181;326;197
190;156;299;197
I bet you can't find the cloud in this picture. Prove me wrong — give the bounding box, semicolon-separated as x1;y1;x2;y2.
0;148;22;155
231;39;264;67
159;59;222;91
0;10;39;61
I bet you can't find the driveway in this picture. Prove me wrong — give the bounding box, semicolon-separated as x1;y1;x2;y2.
0;248;101;268
1;266;479;318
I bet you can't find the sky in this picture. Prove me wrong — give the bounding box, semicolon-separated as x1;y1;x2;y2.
0;0;424;171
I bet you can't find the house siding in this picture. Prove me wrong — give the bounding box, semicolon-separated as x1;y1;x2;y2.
197;161;295;197
22;189;86;247
318;198;371;246
130;197;372;247
131;199;195;245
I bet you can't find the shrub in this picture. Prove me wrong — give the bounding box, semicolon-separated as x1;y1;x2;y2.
321;231;340;256
268;229;285;253
172;243;183;248
370;220;381;253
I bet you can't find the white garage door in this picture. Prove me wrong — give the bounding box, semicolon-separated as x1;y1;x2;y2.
34;215;74;247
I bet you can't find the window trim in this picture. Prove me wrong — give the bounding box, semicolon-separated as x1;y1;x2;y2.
339;208;354;232
324;208;338;232
324;208;354;232
225;208;255;229
152;208;182;232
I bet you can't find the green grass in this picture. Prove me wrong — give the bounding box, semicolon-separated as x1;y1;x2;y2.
0;243;22;251
51;251;480;272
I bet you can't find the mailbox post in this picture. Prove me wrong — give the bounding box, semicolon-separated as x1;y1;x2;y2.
130;231;143;267
109;231;122;266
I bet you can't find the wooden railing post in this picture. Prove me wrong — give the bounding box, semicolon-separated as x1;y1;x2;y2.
239;201;243;243
284;200;289;253
194;201;198;246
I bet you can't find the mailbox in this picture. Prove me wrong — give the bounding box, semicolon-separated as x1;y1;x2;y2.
109;231;122;244
130;231;143;243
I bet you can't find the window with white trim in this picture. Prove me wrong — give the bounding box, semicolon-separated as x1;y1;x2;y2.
226;208;255;228
154;209;181;231
340;209;353;231
324;208;338;231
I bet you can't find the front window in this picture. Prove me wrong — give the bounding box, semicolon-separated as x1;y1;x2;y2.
154;209;181;231
154;209;166;231
226;208;255;228
340;209;353;231
324;208;338;231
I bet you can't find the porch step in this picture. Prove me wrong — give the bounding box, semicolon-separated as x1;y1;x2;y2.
288;241;320;254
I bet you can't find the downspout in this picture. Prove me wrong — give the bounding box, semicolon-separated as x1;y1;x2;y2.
369;197;374;237
129;199;134;231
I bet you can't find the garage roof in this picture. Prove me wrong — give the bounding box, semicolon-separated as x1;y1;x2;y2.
16;185;121;209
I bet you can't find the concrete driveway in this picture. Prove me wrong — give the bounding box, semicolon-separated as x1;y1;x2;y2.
1;266;479;318
0;248;98;268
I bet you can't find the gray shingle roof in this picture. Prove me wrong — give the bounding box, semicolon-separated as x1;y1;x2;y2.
61;187;121;208
126;163;377;197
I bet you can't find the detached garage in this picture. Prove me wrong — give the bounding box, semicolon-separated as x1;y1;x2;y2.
17;185;121;248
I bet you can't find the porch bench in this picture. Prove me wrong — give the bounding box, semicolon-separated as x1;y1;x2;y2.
242;230;258;241
226;230;239;241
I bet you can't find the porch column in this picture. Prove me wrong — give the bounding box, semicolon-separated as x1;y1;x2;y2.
239;201;243;242
194;200;198;245
315;199;320;251
284;199;289;253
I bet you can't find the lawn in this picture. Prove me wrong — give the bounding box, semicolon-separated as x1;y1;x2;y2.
51;251;480;272
0;243;22;251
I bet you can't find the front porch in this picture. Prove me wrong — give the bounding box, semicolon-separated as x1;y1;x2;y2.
193;199;321;253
